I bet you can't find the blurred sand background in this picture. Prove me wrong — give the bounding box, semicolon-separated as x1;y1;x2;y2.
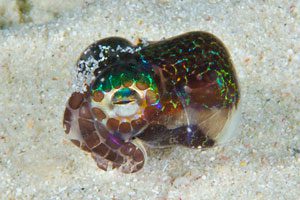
0;0;299;199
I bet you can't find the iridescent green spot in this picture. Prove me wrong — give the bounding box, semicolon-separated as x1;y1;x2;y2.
101;78;112;92
121;72;134;86
138;74;151;86
170;100;178;108
216;77;223;88
109;75;121;89
209;50;220;56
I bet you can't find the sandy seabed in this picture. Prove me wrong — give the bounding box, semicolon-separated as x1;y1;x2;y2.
0;1;299;199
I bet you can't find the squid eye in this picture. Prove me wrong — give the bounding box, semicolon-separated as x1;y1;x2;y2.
111;88;141;105
113;100;133;105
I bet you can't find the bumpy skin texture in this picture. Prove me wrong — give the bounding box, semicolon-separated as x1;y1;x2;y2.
63;31;240;173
